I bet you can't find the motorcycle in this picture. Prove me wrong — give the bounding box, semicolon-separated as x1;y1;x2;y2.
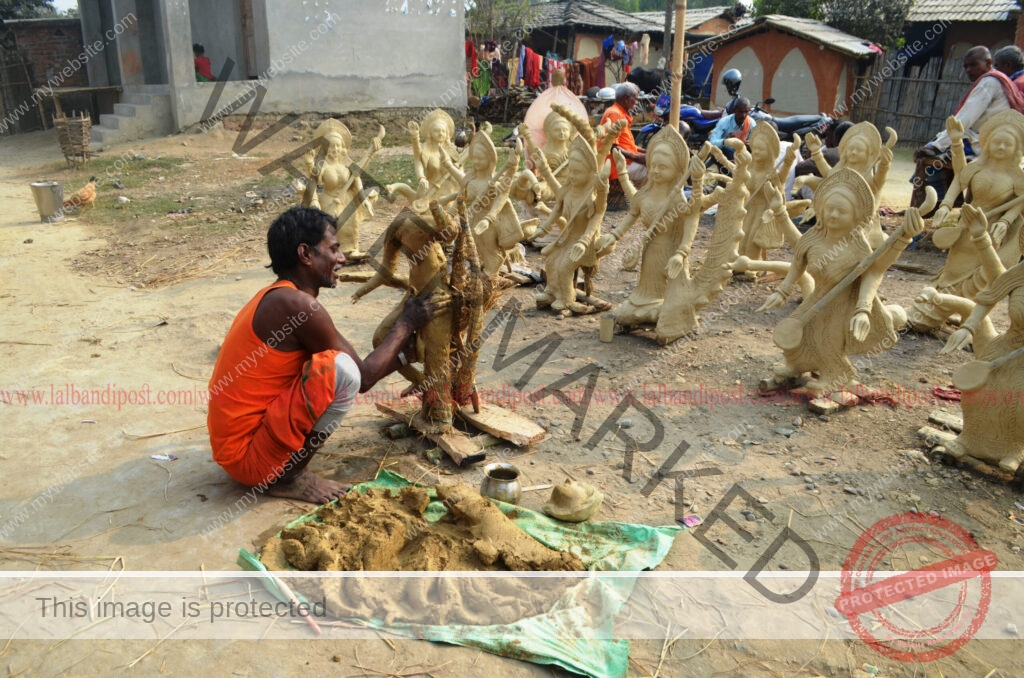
635;92;724;150
720;69;832;143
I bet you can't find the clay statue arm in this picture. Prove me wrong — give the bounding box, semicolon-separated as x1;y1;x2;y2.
850;207;925;341
762;183;803;246
407;121;429;191
442;151;467;185
612;148;638;201
806;133;833;177
352;238;408;301
598;207;640;253
776;134;801;185
596;120;627;165
667;205;701;280
525;133;561;195
871;127;897;195
570;161;612;263
530;200;564;241
704;141;735;174
942;299;995;353
946;116;967;174
475;141;522;235
962;202;1008;282
758;242;809;312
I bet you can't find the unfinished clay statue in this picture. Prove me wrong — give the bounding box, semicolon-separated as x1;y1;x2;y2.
528;104;622;315
297;120;385;257
801;122;895;248
908;111;1024;331
938;204;1024;473
440;124;526;275
387;109;462;207
757;169;928;393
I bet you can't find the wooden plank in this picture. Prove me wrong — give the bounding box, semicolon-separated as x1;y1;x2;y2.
928;410;964;433
375;401;486;467
457;403;546;447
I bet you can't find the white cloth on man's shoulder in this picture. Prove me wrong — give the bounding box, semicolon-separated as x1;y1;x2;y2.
931;76;1010;152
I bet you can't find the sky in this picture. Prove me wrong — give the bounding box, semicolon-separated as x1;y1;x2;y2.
51;0;77;14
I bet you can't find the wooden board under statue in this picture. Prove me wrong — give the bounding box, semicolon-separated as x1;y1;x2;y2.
756;168;929;397
936;204;1024;474
527;103;620;316
297;119;385;257
595;131;751;344
908;110;1024;331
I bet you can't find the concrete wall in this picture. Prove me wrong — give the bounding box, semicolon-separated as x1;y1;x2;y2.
163;0;466;130
188;0;247;81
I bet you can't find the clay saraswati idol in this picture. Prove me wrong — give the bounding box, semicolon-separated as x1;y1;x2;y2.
935;203;1024;474
297;119;385;258
757;169;932;395
527;104;621;315
908;111;1024;331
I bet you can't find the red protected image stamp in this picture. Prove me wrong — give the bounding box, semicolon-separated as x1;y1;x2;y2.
834;512;997;662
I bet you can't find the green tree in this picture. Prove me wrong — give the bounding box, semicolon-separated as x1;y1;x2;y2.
466;0;537;44
822;0;912;48
752;0;823;20
0;0;55;20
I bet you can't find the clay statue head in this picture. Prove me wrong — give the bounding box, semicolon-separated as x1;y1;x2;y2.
543;112;574;147
978;109;1024;161
748;123;780;167
645;125;690;188
421;109;455;144
467;122;498;174
312;119;352;160
566;134;598;187
812;168;874;234
837;122;882;172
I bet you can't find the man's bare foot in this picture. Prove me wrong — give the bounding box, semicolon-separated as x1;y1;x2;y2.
267;470;350;504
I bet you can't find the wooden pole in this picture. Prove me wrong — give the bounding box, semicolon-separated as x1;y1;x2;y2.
668;0;687;130
662;0;673;65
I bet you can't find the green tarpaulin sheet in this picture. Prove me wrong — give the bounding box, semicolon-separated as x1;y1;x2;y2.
239;470;680;678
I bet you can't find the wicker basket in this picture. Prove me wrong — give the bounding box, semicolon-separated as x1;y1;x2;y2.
53;112;91;166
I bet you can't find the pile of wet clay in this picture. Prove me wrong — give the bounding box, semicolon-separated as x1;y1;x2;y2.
260;483;586;626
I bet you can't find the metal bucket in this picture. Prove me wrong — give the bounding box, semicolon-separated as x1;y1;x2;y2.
29;181;64;223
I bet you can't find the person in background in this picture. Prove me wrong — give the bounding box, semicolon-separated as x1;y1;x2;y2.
600;82;647;186
709;97;756;161
194;43;214;82
912;46;1024;208
994;45;1024;96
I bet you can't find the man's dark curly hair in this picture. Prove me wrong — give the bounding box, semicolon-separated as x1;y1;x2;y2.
267;206;337;276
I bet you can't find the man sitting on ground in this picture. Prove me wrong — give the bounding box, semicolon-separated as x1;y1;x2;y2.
600;82;647;186
709;97;755;161
207;206;435;503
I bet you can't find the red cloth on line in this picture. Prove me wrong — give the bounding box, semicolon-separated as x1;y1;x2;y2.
524;47;542;87
958;69;1024;114
465;40;478;78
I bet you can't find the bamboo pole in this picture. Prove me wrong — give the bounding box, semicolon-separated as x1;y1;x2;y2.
668;0;687;131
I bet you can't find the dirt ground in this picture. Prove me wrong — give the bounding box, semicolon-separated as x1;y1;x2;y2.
1;120;1023;677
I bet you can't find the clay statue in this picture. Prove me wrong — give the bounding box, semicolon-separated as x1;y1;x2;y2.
908;111;1024;331
527;104;623;315
592;130;749;343
801;122;896;248
387;109;462;208
938;204;1024;473
439;124;526;276
709;126;804;262
297;120;385;257
757;169;930;393
519;113;576;204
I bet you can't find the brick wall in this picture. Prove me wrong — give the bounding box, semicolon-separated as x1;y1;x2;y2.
12;19;88;89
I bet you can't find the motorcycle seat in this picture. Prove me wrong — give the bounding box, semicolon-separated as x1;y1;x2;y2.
773;114;826;131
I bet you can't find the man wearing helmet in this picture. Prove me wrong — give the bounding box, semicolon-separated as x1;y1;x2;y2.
600;82;647;186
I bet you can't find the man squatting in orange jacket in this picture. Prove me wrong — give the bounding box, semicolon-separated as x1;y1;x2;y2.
207;206;437;503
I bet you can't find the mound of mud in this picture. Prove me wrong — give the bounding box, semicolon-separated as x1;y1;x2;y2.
260;483;585;626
